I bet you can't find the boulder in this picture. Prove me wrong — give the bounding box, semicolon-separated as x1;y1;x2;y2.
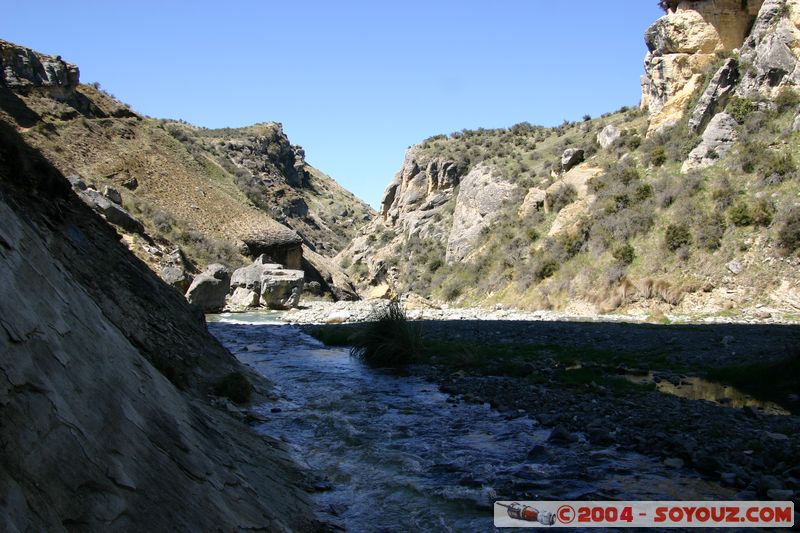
261;269;304;310
160;265;190;292
793;113;800;132
158;248;191;292
518;187;547;218
102;185;122;204
185;264;231;312
561;149;585;173
597;125;621;149
230;254;283;291
66;174;87;191
226;255;304;310
682;113;739;173
688;58;739;133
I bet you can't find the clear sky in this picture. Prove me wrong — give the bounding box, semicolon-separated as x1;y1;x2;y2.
4;1;663;208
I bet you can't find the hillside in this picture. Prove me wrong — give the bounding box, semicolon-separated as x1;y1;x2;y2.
0;38;372;299
0;102;316;530
339;0;800;321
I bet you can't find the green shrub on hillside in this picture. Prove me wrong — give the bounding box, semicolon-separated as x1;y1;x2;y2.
612;243;636;265
775;87;800;113
547;184;577;213
731;198;774;227
728;96;756;124
665;223;692;251
695;211;727;251
778;208;800;254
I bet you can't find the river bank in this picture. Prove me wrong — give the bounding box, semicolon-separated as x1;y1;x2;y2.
283;298;800;326
294;309;800;512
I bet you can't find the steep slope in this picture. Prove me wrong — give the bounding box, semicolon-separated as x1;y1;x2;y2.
0;38;371;299
0;113;315;529
340;0;800;321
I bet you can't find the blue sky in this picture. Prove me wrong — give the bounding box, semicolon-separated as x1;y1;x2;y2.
4;1;663;207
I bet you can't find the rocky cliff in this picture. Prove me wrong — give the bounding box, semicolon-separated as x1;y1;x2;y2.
0;38;370;302
339;0;800;320
641;0;800;133
0;116;316;529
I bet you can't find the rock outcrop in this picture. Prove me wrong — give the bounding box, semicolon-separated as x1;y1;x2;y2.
642;0;766;133
381;148;462;224
0;39;79;95
446;164;519;263
736;0;800;99
597;124;621;149
185;264;232;312
0;119;315;531
688;58;739;132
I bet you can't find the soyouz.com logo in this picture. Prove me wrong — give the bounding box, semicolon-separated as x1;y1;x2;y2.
493;501;795;528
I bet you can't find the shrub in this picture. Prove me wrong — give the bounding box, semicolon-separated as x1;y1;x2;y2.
214;372;252;404
778;208;800;254
612;243;636;265
728;198;775;226
775;87;800;113
648;146;667;167
728;96;755;124
751;198;775;227
547;184;577;213
349;301;424;367
534;257;559;280
696;212;726;251
665;223;692;251
728;201;754;226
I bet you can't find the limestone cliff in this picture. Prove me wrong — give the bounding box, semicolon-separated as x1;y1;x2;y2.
0;119;316;530
642;0;766;132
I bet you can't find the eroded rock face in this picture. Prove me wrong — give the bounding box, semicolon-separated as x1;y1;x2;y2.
688;58;739;132
642;0;765;133
736;0;800;99
0;39;79;96
446;164;519;263
682;112;740;172
380;148;463;223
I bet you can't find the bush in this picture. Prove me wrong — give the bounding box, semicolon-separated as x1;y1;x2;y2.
729;198;775;227
349;301;424;367
665;223;692;251
728;96;755;124
696;212;726;250
612;243;636;265
778;211;800;255
547;184;577;213
728;201;754;226
775;87;800;113
214;372;252;404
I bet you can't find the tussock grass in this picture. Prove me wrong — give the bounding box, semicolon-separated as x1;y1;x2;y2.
349;301;424;367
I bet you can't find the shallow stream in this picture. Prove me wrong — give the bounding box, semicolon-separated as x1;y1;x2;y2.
209;315;733;531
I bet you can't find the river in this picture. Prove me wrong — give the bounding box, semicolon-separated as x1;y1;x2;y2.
208;314;733;531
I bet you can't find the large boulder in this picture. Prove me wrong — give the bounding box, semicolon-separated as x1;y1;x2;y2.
682;112;739;173
226;255;304;311
560;148;585;173
261;269;304;310
75;187;144;234
597;125;621;149
185;264;231;312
